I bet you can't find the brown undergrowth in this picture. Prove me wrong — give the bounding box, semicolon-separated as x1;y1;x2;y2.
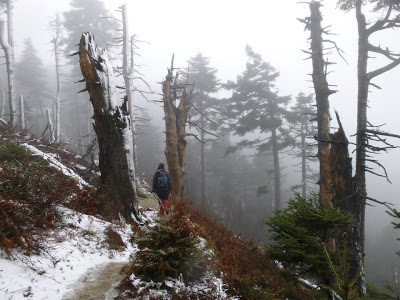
0;141;81;254
186;202;322;299
118;201;322;299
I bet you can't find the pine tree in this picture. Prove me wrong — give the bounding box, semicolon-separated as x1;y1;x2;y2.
265;193;352;283
62;0;118;60
62;0;119;152
15;38;50;132
225;45;292;210
186;53;220;210
287;92;318;198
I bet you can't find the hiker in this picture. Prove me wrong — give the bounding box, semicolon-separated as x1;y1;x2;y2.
152;163;171;214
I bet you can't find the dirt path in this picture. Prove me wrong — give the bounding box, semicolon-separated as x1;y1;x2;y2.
62;262;126;300
61;196;158;300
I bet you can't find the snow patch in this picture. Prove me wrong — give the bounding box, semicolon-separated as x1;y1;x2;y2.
22;143;90;189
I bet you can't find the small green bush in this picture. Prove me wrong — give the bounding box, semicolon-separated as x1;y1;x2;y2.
0;142;27;162
133;203;208;283
265;193;352;281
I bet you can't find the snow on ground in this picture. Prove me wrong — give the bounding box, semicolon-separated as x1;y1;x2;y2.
0;143;237;299
120;272;239;300
0;206;140;300
22;143;90;189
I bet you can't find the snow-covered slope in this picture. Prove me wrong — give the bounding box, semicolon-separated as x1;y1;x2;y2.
0;139;236;300
0;207;140;300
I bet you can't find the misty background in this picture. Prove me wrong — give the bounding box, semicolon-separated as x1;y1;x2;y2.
2;0;400;287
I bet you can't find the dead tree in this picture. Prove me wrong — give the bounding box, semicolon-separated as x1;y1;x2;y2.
350;0;400;295
113;4;152;171
303;1;337;206
50;14;62;142
19;95;25;129
300;0;355;278
0;1;16;126
46;109;54;142
162;56;194;202
1;90;5;117
78;32;140;221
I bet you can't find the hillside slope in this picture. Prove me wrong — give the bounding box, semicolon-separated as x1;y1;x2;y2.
0;128;320;299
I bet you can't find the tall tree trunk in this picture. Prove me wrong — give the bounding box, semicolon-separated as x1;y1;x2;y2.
0;19;16;126
200;100;206;209
271;127;281;210
301;122;307;198
46;109;54;142
309;1;334;207
19;95;25;129
352;1;369;295
79;32;140;221
1;90;5;118
121;4;138;171
162;57;193;202
52;14;62;142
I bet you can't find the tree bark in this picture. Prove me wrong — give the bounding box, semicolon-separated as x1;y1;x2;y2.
301;122;307;198
0;18;16;126
121;4;138;171
19;95;25;129
46;109;54;142
52;14;62;142
79;32;140;221
1;90;5;118
352;1;370;294
162;57;193;202
200;99;206;209
271;127;281;210
309;1;334;208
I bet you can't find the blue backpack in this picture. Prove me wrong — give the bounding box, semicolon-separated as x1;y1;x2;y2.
157;170;169;191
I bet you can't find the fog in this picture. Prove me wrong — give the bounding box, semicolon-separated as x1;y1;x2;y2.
3;0;400;286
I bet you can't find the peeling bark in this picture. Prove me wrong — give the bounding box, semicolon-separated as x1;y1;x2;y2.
162;57;193;202
309;1;335;208
79;32;140;221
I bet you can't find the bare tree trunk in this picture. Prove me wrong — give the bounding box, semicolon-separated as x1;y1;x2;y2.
46;109;54;142
162;56;193;202
301;122;307;198
309;1;334;207
0;19;16;126
121;4;138;171
200;101;206;209
19;95;25;129
1;90;5;118
52;14;62;142
271;126;281;210
79;32;140;221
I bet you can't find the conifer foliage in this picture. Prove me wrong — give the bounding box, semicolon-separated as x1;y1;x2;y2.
265;193;352;281
132;203;208;283
225;45;292;210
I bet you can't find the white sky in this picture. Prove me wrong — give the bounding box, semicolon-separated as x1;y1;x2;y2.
9;0;400;235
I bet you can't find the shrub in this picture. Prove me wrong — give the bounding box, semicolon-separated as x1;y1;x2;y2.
69;188;120;221
265;193;352;282
133;202;208;283
0;142;27;162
